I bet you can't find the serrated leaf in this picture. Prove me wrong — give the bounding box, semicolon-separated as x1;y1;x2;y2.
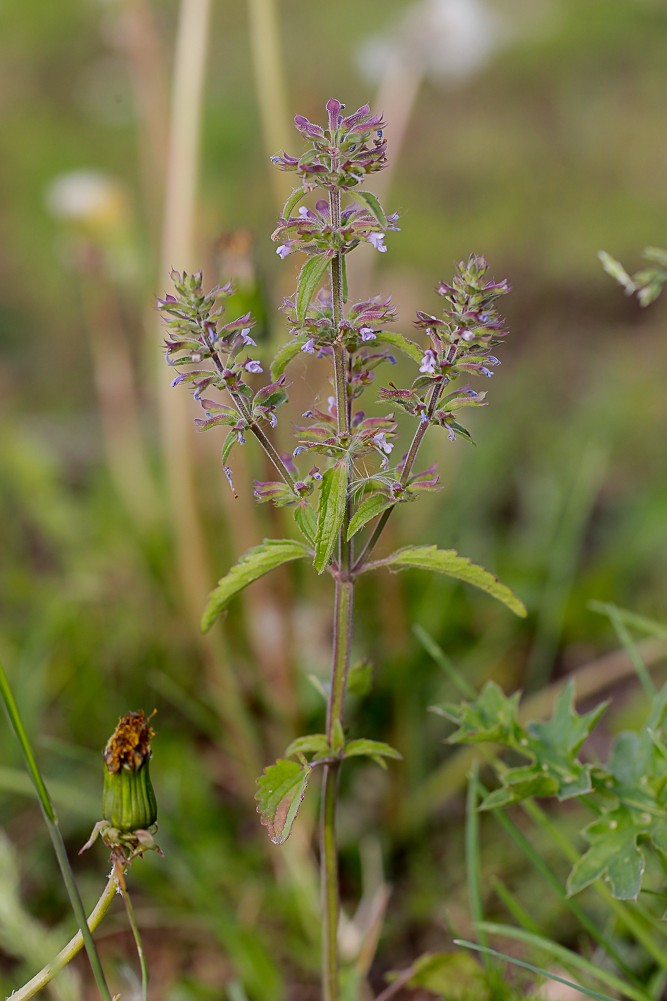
294;503;317;545
314;461;349;573
202;539;310;632
437;681;524;746
284;733;329;758
270;335;310;379
348;189;388;229
296;255;330;324
374;331;424;365
255;759;311;845
281;187;307;219
344;738;402;768
363;545;526;617
347;494;395;540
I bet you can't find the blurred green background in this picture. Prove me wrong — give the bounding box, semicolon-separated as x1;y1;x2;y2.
1;0;667;998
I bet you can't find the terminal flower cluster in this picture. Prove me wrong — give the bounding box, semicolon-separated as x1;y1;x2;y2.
270;98;388;190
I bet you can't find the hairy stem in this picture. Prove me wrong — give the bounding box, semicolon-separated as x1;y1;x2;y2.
11;871;120;1001
0;660;114;1001
320;155;354;1001
353;379;444;570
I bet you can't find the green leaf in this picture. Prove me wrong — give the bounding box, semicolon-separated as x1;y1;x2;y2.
567;806;646;900
364;545;527;617
348;189;388;229
347;659;373;698
202;539;310;632
344;738;402;769
281;187;307;219
436;681;524;746
296;255;330;324
221;429;236;465
374;331;424;365
347;494;395;540
270;335;309;379
294;503;317;545
256;759;311;845
284;734;329;759
314;462;349;573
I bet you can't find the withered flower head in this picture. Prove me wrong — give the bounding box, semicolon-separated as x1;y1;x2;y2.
104;710;155;774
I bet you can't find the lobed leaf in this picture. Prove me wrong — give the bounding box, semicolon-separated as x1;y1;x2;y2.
364;545;527;617
314;462;349;573
255;759;311;845
202;539;310;632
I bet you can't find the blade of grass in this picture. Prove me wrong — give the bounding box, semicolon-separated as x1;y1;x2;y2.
522;798;667;965
454;939;623;1001
491;876;547;937
475;922;651;1001
413;624;476;699
465;764;490;969
485;789;640;985
0;659;113;1001
589;602;657;699
11;871;119;1001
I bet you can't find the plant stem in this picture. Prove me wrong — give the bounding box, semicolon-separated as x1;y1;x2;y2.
116;862;149;1000
353;379;443;570
319;149;354;1001
11;871;120;1001
0;659;114;1001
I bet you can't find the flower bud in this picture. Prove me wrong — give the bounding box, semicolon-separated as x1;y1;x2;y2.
102;711;157;833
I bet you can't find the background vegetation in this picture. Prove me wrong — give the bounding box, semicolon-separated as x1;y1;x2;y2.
1;0;666;998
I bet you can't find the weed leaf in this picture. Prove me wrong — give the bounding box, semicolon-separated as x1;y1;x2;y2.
296;255;330;324
202;539;310;632
256;759;311;845
364;545;526;617
314;462;349;573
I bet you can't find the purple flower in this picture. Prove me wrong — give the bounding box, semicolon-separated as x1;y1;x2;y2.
240;327;256;346
268;413;278;428
302;339;315;353
481;367;494;378
367;232;387;253
223;466;237;498
359;326;376;342
372;432;394;455
237;431;246;445
276;245;291;259
244;359;263;374
419;349;437;375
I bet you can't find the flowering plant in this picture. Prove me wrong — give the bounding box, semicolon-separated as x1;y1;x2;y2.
158;97;525;1000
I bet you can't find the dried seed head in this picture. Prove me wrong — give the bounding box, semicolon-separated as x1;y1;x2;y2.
104;710;155;774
